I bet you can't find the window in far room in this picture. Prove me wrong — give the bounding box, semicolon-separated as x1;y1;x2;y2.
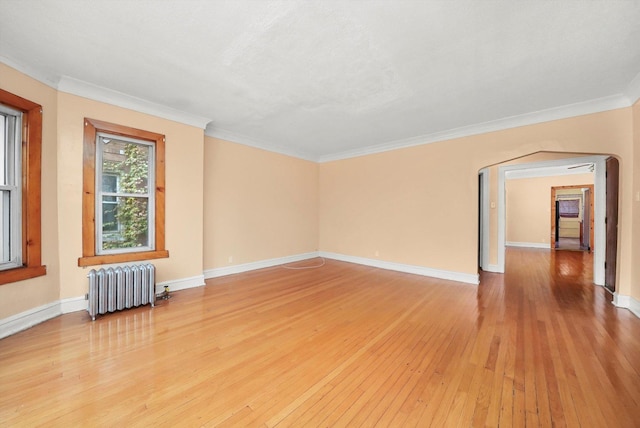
558;198;580;218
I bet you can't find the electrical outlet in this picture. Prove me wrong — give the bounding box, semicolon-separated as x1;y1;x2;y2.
375;250;379;257
228;256;233;264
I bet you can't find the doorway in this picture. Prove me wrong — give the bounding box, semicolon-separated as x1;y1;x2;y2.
551;185;594;252
486;154;612;286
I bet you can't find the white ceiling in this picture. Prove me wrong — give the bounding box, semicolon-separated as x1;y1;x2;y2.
1;1;639;161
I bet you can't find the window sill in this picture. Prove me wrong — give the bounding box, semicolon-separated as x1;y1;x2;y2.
0;265;47;285
78;250;169;267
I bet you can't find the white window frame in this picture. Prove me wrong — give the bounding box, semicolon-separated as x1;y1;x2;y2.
0;103;23;271
95;132;156;255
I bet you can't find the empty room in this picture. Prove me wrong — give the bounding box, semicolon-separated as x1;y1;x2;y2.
1;1;640;426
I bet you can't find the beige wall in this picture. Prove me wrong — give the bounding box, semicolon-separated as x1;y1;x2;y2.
2;60;640;322
319;146;476;272
203;137;318;269
0;63;205;319
506;173;593;246
0;64;60;317
56;93;205;299
319;109;635;297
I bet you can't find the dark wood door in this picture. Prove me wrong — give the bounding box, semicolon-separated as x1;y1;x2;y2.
553;201;560;248
582;188;591;250
605;157;619;292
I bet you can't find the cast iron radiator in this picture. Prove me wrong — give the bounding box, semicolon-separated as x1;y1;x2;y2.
87;264;156;320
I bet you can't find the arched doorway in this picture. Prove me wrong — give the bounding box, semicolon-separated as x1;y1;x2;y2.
478;152;619;289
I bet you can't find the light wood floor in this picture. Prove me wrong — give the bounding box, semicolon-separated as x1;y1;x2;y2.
1;248;639;427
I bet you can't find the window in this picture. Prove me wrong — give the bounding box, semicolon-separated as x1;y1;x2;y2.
0;88;46;285
558;198;580;218
79;118;168;266
0;103;22;268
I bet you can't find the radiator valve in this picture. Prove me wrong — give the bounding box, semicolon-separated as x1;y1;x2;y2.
160;285;171;300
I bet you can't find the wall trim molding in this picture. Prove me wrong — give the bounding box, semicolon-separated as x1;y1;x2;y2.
482;264;501;273
204;252;320;279
57;76;212;129
2;57;635;164
205;126;317;162
0;54;60;89
624;70;640;105
0;301;61;339
506;241;550;249
156;274;205;294
318;95;629;163
204;251;479;285
60;296;87;314
612;293;640;319
319;251;479;285
0;274;207;339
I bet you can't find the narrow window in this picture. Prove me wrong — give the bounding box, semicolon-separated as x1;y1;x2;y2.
0;88;46;285
0;103;23;269
79;119;168;266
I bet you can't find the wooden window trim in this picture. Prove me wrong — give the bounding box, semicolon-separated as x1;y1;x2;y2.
0;88;46;285
78;118;168;267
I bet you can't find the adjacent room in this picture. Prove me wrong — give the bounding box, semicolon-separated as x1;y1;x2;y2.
1;1;640;426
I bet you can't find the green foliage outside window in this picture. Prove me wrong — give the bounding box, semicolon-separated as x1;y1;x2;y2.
102;142;150;250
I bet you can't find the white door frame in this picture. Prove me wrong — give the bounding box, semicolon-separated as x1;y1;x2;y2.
489;155;607;285
479;168;490;270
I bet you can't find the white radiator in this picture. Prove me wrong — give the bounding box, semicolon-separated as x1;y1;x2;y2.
87;264;156;320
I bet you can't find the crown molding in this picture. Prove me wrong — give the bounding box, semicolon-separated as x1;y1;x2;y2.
58;76;212;129
4;55;638;160
625;71;640;106
318;95;630;163
505;164;594;180
0;55;60;89
205;125;318;162
2;57;211;128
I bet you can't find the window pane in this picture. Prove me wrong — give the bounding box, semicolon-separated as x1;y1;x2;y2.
0;190;9;263
102;174;118;193
0;114;5;186
101;196;149;251
100;137;149;194
102;196;118;233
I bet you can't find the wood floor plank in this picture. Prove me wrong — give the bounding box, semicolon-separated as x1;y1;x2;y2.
1;250;640;426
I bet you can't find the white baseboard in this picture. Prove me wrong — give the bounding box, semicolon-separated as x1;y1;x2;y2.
0;301;61;340
203;252;320;279
319;251;479;285
0;273;207;340
612;293;640;319
506;241;550;249
156;274;205;294
481;264;502;273
61;296;87;314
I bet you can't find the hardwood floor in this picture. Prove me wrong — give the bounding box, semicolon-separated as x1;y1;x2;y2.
1;248;639;426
